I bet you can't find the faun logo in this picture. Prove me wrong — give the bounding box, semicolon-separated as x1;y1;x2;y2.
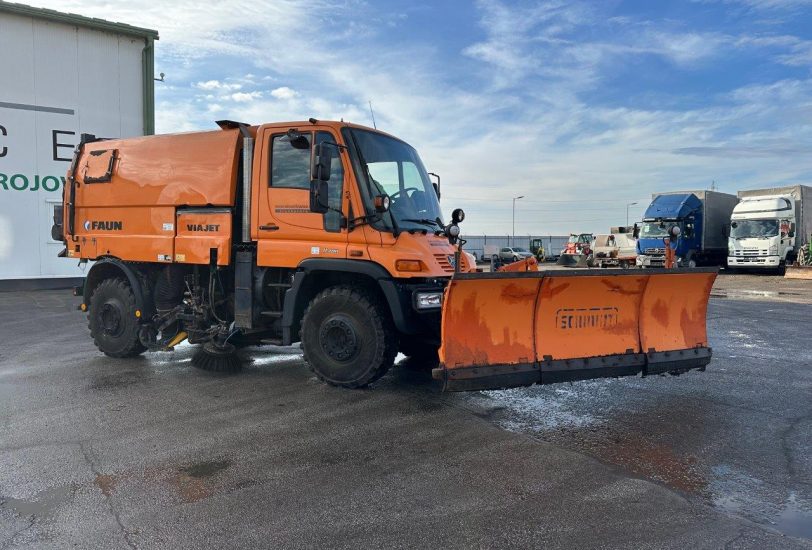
84;220;123;231
186;224;220;232
556;307;619;330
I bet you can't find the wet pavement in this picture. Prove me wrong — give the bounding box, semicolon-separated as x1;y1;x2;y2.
0;277;810;549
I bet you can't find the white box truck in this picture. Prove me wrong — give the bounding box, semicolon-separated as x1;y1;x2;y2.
728;185;812;270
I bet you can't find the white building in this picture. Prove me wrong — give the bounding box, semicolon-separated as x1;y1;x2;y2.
0;1;158;287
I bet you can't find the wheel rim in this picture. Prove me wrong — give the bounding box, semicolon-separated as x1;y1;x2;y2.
99;300;124;337
319;314;360;362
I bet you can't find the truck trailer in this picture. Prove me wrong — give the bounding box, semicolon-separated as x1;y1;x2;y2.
636;190;738;268
53;119;717;391
728;185;812;271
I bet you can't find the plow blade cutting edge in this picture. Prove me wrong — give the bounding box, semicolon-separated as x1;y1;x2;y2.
434;268;717;392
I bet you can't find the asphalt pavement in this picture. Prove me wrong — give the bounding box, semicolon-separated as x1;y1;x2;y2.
0;277;810;549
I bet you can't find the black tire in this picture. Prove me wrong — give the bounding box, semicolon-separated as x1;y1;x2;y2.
301;286;397;388
88;278;146;358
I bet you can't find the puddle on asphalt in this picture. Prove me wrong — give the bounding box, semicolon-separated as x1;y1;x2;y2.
710;465;812;540
0;484;76;518
465;386;812;540
773;493;812;540
180;459;232;479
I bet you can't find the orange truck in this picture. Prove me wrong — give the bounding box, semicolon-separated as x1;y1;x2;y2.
53;119;717;391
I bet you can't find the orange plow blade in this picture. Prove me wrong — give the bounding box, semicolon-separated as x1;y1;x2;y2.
434;268;717;391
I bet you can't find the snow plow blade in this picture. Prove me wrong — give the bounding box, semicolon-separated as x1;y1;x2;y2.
557;253;589;267
433;268;717;392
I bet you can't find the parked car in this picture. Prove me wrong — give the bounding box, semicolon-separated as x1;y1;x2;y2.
498;247;534;262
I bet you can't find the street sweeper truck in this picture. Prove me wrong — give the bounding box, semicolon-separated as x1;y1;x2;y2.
53;119;717;391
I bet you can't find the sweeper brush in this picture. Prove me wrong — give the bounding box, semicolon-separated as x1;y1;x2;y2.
191;342;243;373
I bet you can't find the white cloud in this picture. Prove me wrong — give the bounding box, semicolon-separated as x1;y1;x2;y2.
194;80;242;91
230;91;263;102
270;86;299;100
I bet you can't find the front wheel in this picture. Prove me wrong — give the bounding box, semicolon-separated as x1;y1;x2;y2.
88;278;146;358
301;286;397;388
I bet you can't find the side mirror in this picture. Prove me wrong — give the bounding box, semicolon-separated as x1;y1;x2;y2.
311;143;333;183
428;172;441;199
309;180;329;214
789;222;795;238
632;223;640;239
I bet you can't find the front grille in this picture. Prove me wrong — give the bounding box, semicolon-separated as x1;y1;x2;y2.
434;254;454;272
734;250;769;256
644;248;665;255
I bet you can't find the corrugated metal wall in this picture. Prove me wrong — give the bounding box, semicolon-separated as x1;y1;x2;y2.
0;12;146;279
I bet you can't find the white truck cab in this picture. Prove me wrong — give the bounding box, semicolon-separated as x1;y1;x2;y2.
728;196;795;269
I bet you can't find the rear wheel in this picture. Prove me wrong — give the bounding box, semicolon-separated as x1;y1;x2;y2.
301;286;397;388
88;278;146;358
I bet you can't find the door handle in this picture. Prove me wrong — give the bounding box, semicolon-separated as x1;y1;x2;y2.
259;224;279;231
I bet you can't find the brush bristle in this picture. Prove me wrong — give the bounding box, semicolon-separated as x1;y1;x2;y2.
191;342;243;373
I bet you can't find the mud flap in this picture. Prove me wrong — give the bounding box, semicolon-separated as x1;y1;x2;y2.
434;268;717;391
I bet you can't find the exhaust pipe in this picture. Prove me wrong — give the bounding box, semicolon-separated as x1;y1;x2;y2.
242;136;253;243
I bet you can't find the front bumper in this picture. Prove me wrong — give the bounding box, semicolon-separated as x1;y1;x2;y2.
636;254;665;267
432;347;712;391
727;255;781;267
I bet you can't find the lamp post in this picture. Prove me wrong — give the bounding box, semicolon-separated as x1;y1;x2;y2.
626;201;638;227
512;195;524;247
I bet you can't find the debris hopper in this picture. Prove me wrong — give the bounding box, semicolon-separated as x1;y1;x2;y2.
434;268;717;391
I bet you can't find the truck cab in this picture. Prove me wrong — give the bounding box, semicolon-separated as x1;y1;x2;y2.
727;196;795;269
636;191;737;268
636;194;702;268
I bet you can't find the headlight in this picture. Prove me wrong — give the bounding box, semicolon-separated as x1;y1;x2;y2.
414;291;443;310
769;244;778;254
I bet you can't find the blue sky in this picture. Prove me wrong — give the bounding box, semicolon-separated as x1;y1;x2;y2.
31;0;812;234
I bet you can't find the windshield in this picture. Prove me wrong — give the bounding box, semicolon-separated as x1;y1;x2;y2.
731;219;778;239
345;128;443;232
640;222;676;238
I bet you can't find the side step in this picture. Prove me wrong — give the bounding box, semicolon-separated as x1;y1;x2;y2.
260;310;283;318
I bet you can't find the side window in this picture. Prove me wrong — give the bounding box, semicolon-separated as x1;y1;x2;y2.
270;133;311;189
316;131;345;232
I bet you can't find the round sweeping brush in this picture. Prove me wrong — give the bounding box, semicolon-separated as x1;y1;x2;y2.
191;341;243;373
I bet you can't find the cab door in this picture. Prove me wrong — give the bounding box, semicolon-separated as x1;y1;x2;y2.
254;126;349;267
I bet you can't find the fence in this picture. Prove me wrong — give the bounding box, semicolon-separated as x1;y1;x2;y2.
462;235;569;260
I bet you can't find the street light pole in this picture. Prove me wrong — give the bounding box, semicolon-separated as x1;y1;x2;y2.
626;201;638;227
512;195;524;247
